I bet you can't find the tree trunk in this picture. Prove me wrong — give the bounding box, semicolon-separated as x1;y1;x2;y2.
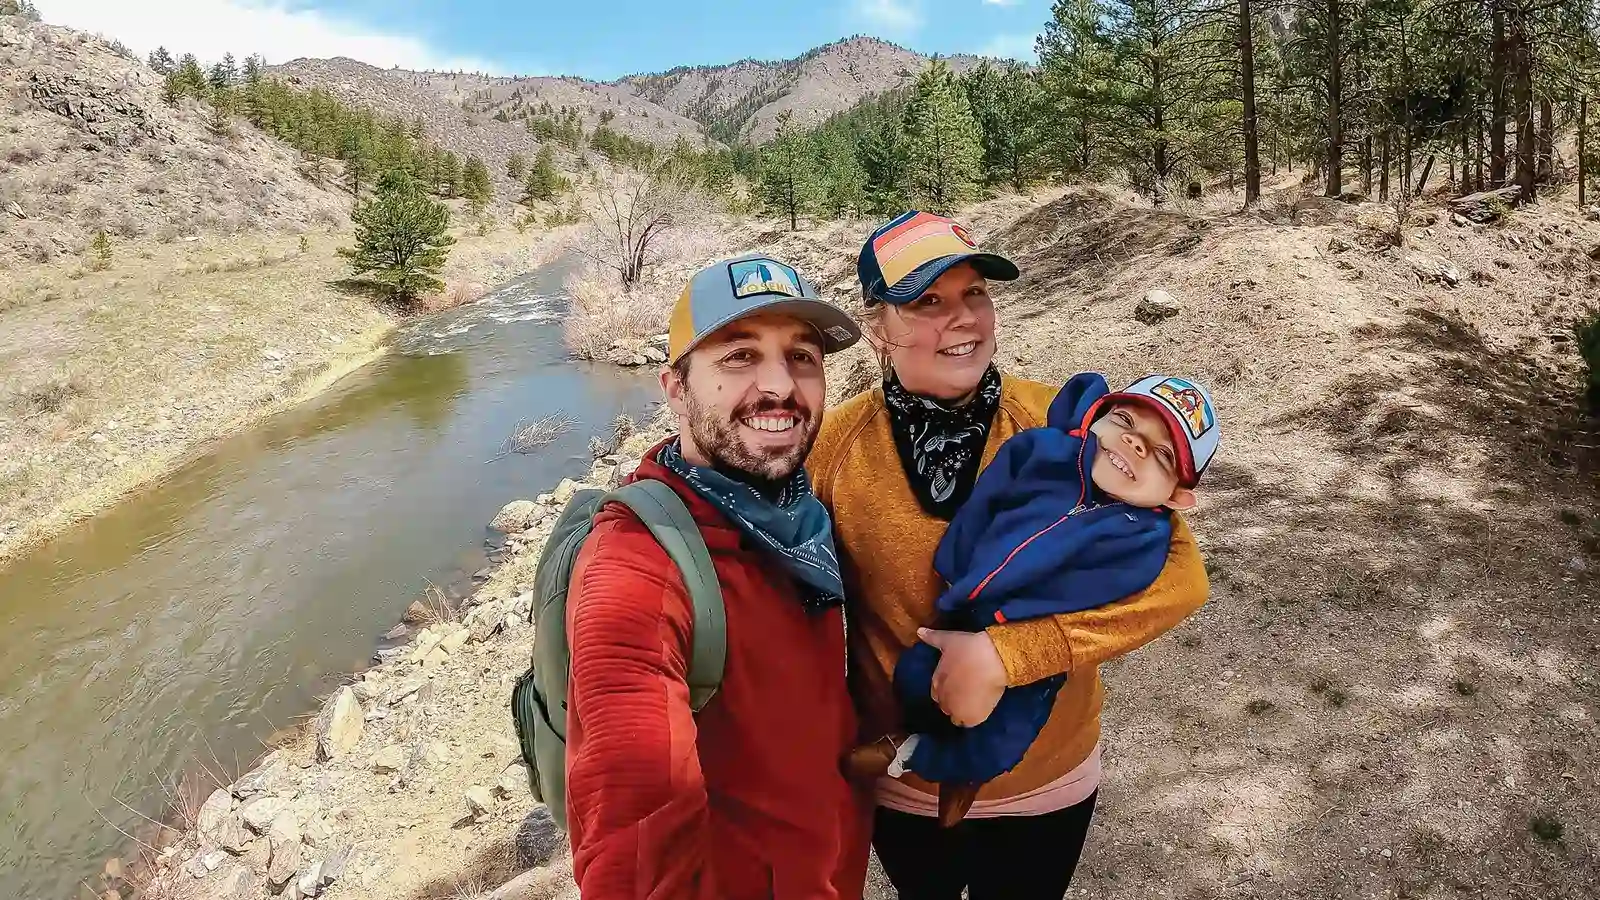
1510;7;1535;199
1581;94;1589;208
1362;134;1374;196
1324;0;1343;197
1476;109;1486;189
1380;130;1391;201
1490;5;1507;186
1460;114;1473;193
1239;0;1261;205
1537;96;1553;183
1152;50;1169;205
1415;154;1437;196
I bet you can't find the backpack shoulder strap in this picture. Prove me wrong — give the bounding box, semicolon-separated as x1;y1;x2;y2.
602;480;727;712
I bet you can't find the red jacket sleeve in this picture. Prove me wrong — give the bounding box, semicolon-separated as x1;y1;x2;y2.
565;522;715;899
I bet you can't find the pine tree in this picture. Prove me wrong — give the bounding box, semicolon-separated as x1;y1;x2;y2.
758;112;823;230
506;152;527;181
522;145;563;203
147;46;176;75
900;60;984;214
339;126;375;197
462;155;493;203
89;231;112;270
176;55;206;97
857;113;905;215
438;151;462;198
813;125;868;217
964;60;1046;190
1038;0;1109;178
339;171;455;304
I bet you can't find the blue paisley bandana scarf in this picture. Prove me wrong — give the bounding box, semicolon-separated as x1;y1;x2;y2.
657;439;844;611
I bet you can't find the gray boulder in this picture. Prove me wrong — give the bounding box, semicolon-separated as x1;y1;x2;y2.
315;687;364;761
491;499;539;532
1135;289;1181;324
240;797;291;835
196;788;233;851
1448;186;1523;223
514;806;566;868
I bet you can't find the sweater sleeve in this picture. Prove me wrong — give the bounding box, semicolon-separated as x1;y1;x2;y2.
985;514;1209;687
566;526;715;900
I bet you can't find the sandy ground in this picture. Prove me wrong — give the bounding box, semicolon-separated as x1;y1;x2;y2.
127;179;1599;900
0;214;575;563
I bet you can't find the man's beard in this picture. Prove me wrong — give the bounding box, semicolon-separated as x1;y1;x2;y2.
681;390;820;494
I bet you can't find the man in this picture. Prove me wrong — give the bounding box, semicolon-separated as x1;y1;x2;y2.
565;255;870;899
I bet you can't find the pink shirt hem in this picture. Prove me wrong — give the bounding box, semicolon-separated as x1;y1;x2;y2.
875;743;1102;818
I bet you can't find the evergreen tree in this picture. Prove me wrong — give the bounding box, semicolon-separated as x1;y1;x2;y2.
506;152;527;181
339;125;375;197
900;60;984;214
812;125;868;216
1038;0;1110;178
175;54;206;97
438;151;462;198
522;145;563;203
758;112;823;230
147;46;176;75
242;54;263;85
462;155;493;203
857;113;906;214
964;60;1046;190
339;171;455;304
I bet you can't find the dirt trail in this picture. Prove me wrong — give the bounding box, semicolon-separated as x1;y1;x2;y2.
135;182;1598;900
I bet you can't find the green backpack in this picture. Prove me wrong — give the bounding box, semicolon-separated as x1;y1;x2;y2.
510;479;726;830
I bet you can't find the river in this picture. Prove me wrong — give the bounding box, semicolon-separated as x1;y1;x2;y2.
0;260;658;899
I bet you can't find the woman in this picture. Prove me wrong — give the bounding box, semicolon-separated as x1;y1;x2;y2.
807;211;1209;900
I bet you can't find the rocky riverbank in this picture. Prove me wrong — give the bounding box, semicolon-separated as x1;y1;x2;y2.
122;437;656;900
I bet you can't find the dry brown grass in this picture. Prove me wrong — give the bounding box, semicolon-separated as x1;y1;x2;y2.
560;260;678;359
416;279;489;314
0;219;571;561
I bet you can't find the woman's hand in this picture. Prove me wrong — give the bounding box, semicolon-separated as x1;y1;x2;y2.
918;628;1007;727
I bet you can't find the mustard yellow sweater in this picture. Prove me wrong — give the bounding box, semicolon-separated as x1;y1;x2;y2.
807;375;1209;801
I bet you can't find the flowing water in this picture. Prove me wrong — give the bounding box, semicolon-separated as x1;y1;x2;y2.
0;259;658;898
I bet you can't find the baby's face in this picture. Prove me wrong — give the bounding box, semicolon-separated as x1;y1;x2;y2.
1088;403;1186;509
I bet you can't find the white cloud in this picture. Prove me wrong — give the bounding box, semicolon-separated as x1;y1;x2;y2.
34;0;507;72
977;32;1038;61
852;0;923;36
981;0;1022;6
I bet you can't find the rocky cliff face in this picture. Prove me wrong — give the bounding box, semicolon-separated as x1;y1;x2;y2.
0;19;347;266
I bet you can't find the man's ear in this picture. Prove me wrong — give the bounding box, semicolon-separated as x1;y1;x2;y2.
1165;486;1197;511
660;361;689;418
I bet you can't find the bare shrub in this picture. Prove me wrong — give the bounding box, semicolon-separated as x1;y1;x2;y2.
45;177;75;196
576;173;702;290
5;140;44;165
154;224;180;244
22;233;56;263
496;413;578;459
15;374;88;417
562;260;676;360
416;280;487;313
112;215;143;239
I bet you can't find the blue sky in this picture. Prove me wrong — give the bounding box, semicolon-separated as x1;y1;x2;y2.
36;0;1048;80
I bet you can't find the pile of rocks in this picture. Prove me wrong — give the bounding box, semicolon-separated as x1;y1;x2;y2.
604;334;671;368
137;445;661;899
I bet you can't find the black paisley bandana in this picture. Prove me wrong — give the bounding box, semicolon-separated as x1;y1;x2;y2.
882;365;1003;520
